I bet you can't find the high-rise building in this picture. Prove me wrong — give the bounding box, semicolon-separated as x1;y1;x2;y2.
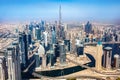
51;29;56;44
6;41;21;80
47;49;55;67
42;54;47;68
23;32;29;66
114;54;120;69
76;44;84;56
64;40;71;52
19;32;26;66
35;27;41;40
43;31;48;47
85;21;92;34
7;46;15;80
59;40;66;64
32;27;36;39
12;41;21;80
40;20;45;31
96;41;103;70
103;47;112;69
34;52;40;68
0;51;8;80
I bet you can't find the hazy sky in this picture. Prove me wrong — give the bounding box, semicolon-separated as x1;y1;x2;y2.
0;0;120;22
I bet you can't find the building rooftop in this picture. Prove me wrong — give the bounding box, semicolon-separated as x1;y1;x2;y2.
104;46;112;50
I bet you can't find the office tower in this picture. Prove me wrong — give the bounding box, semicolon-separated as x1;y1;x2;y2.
96;41;103;70
103;47;112;69
38;44;46;68
41;20;45;31
32;27;36;39
34;52;40;68
59;40;66;64
64;40;71;52
76;44;84;56
85;21;92;34
114;54;120;69
42;54;47;68
35;27;41;40
85;37;89;43
55;43;60;58
49;49;54;67
49;44;55;66
47;45;55;67
0;51;8;80
28;33;32;45
12;41;21;80
43;31;48;47
23;32;29;66
19;32;26;66
117;33;120;41
52;28;56;44
7;45;21;80
75;38;84;56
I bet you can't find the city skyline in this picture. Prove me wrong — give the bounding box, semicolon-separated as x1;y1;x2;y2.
0;0;120;23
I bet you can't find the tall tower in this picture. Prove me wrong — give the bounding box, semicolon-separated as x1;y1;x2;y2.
59;5;61;30
96;41;103;70
103;47;112;70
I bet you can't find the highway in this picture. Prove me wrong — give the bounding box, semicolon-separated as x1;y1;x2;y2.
84;41;120;45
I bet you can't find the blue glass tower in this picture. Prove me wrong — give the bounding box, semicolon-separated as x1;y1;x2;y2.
52;29;56;44
35;27;41;40
34;52;40;68
85;21;92;34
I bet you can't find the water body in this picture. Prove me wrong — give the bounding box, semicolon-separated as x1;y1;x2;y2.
36;53;95;77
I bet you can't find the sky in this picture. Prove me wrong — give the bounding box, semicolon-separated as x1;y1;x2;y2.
0;0;120;23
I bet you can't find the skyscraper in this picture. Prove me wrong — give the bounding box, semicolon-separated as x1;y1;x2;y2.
96;41;103;70
114;54;120;69
23;32;29;66
85;21;92;34
43;31;48;47
7;47;15;80
6;41;21;80
52;28;56;44
0;51;8;80
103;47;112;69
59;40;66;64
19;32;26;66
12;41;21;80
35;27;41;40
34;52;40;68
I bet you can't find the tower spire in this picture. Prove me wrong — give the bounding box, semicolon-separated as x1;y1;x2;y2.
59;5;61;28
